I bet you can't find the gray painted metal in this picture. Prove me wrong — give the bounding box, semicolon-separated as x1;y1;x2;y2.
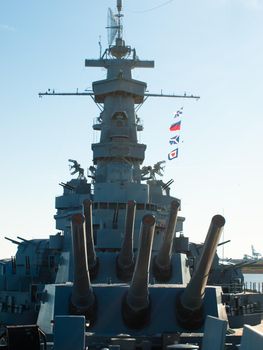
0;1;243;349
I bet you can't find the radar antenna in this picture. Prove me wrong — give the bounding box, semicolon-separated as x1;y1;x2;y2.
107;8;118;46
106;0;123;46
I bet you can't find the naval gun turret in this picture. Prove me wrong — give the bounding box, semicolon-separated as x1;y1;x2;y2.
0;1;231;349
42;208;226;339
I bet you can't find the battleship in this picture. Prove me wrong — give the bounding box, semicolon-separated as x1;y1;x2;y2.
1;1;263;349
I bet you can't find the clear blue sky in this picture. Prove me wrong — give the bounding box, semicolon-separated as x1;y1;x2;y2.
1;0;263;259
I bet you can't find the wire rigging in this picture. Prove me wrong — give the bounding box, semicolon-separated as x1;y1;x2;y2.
129;0;175;14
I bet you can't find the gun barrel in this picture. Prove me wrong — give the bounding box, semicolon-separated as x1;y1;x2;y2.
153;200;180;281
122;214;155;329
16;236;30;243
116;200;136;281
70;214;96;323
83;200;98;279
217;239;231;247
176;214;225;329
4;237;21;245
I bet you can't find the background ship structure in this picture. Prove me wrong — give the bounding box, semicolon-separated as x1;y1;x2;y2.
1;1;263;349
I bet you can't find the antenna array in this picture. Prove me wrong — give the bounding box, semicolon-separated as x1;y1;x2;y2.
106;0;123;46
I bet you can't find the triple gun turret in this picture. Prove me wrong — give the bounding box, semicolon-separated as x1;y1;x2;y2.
69;199;225;330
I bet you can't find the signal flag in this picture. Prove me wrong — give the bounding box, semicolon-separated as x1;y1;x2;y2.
168;148;179;160
170;121;181;131
169;135;180;145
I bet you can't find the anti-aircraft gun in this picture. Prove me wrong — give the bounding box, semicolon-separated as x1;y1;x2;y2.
187;239;245;294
